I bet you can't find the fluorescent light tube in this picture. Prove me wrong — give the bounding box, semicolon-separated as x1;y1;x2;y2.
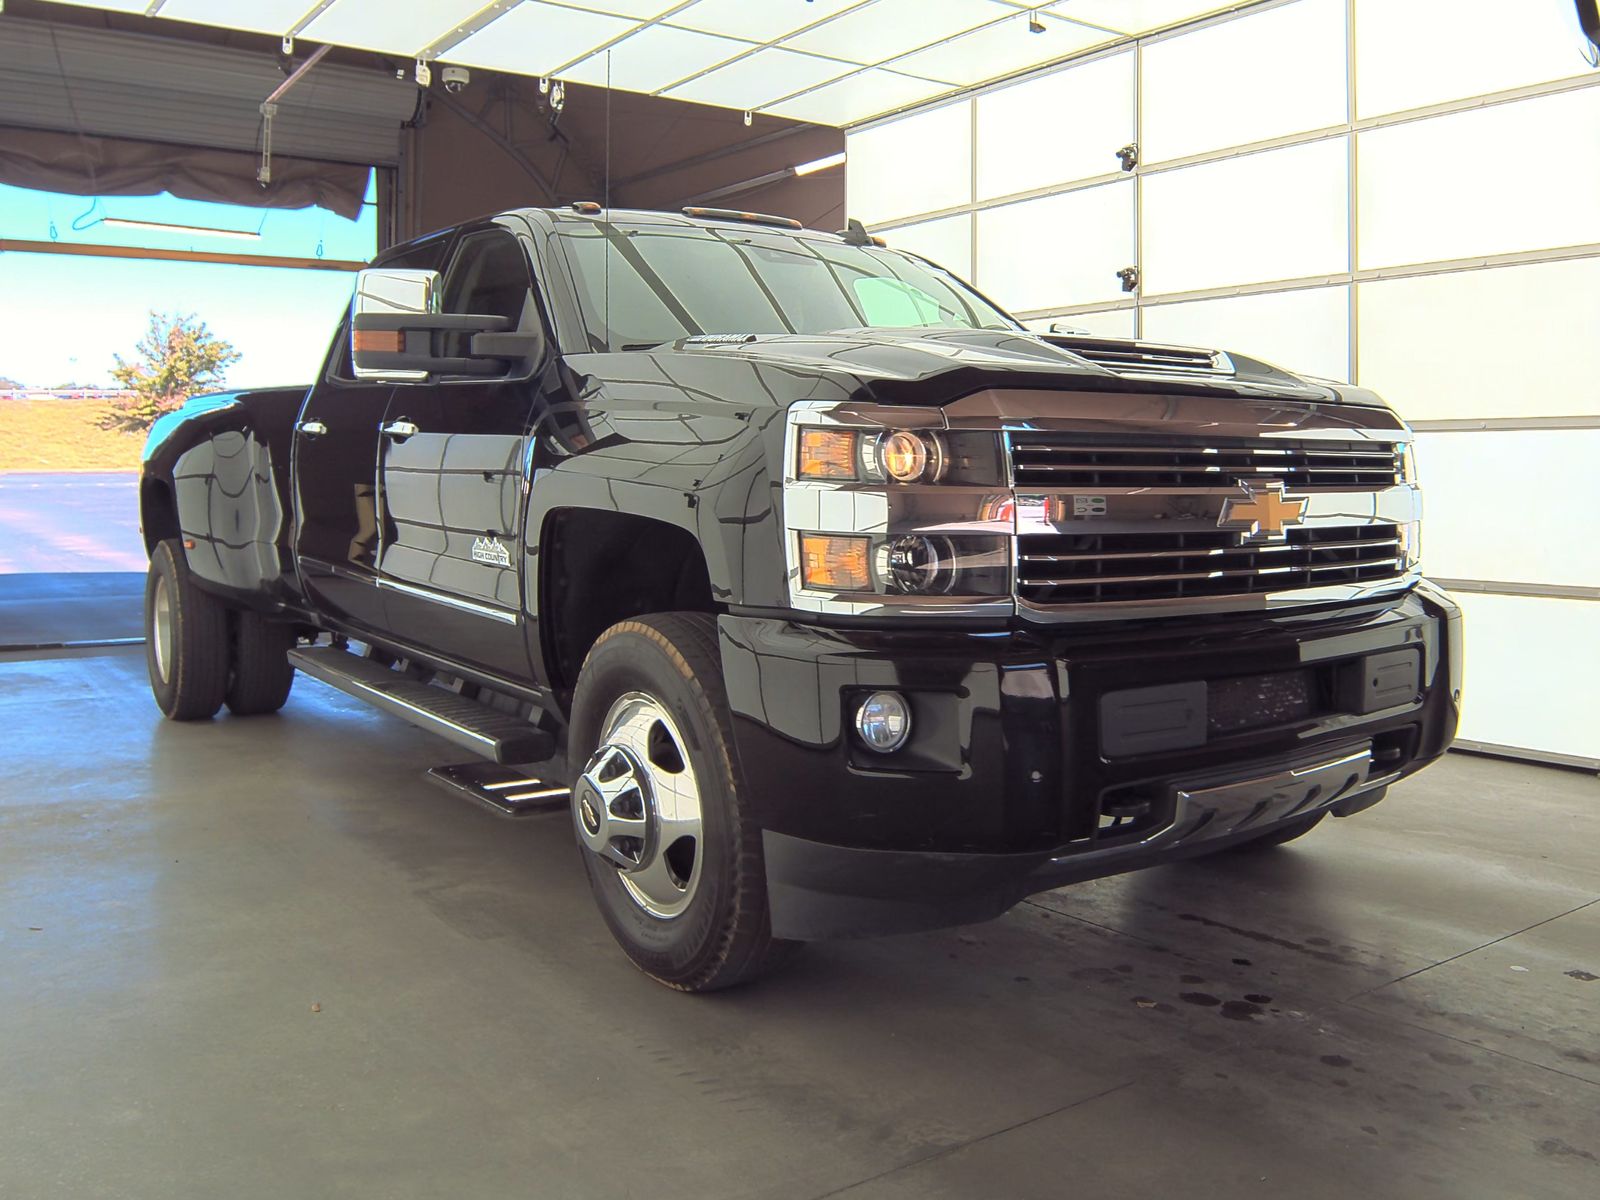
102;217;261;241
793;152;847;176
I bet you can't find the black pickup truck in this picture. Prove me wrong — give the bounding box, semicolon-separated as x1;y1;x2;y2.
140;205;1461;991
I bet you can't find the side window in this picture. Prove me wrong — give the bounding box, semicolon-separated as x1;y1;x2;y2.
442;229;533;326
377;234;449;273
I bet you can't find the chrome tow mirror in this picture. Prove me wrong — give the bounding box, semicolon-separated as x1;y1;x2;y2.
351;268;443;381
349;267;542;382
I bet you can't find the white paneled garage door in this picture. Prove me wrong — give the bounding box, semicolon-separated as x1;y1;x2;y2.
848;0;1600;766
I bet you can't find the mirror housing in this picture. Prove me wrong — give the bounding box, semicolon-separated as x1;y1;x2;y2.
350;267;542;381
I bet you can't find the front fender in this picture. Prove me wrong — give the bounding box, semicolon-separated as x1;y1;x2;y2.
522;415;787;611
140;387;307;611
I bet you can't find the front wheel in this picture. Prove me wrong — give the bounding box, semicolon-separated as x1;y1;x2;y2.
568;613;798;992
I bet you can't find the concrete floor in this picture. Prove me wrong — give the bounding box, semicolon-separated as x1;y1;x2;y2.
2;644;1596;1200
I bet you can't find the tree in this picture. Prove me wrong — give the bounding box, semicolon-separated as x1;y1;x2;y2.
99;312;241;432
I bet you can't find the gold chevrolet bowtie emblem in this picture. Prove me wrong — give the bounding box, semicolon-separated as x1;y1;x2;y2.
1218;481;1308;541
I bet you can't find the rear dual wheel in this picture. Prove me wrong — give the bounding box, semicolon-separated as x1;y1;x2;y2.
145;539;296;720
569;613;797;992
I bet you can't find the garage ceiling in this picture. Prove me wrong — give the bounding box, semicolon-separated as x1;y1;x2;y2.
39;0;1258;126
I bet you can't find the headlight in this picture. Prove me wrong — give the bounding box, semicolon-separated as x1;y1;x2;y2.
796;531;1011;599
794;424;999;486
866;431;946;483
784;403;1012;616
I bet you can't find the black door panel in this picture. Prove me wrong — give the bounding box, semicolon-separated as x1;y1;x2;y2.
375;225;541;677
379;428;526;613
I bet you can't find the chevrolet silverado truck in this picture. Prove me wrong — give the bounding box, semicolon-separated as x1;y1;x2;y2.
139;205;1462;991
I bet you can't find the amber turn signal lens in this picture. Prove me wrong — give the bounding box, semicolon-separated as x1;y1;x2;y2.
353;329;404;353
800;534;871;591
798;429;858;480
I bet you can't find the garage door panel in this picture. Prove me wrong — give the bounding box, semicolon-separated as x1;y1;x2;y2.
847;102;972;226
1357;258;1600;422
1357;89;1600;271
1451;593;1600;761
975;51;1134;200
881;213;973;280
1414;431;1600;589
1141;138;1349;296
0;17;414;165
1140;0;1347;164
1354;0;1594;118
975;180;1134;312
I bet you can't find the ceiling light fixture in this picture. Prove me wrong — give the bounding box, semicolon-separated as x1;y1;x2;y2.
793;152;846;176
102;218;261;241
1028;9;1046;33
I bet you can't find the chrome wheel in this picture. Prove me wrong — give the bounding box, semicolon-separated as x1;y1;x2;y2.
574;691;703;919
151;573;174;683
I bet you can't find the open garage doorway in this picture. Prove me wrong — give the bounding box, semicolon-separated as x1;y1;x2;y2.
0;176;375;643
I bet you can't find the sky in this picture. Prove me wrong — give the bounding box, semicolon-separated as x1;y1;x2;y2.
0;177;376;388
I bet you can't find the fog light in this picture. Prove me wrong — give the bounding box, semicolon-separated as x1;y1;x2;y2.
855;691;911;753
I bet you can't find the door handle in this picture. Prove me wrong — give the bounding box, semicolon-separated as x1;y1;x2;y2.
382;420;420;441
297;419;328;438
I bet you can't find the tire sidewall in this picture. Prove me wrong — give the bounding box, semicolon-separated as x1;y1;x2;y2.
144;542;183;714
568;625;745;982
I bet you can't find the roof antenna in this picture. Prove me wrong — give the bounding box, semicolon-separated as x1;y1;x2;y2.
839;218;872;246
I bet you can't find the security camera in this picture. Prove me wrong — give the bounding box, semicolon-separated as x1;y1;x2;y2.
441;66;470;94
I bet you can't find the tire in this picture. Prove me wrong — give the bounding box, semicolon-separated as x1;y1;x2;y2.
145;539;229;721
226;610;297;716
568;613;799;992
1227;811;1327;852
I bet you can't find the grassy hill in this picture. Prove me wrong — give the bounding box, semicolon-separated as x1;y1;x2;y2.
0;398;145;472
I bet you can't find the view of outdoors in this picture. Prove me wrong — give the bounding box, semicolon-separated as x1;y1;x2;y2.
0;175;376;573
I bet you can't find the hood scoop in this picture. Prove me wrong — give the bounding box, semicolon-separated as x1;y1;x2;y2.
1044;334;1235;380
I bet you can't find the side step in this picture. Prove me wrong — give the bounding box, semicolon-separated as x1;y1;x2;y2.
288;646;554;764
427;762;572;819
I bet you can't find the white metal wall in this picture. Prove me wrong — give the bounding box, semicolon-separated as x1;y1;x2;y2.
847;0;1600;765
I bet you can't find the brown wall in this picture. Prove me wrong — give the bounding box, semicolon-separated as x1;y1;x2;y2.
400;75;845;240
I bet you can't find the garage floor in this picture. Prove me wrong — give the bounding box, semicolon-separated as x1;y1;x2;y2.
3;644;1596;1200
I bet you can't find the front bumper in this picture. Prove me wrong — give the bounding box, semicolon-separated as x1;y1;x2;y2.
718;582;1462;939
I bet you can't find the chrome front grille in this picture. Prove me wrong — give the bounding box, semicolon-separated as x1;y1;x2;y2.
1048;335;1233;378
1017;524;1405;605
1010;436;1401;490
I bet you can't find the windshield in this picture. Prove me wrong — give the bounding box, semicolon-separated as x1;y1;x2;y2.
553;218;1018;352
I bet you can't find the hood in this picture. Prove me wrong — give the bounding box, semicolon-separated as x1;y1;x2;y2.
654;327;1380;409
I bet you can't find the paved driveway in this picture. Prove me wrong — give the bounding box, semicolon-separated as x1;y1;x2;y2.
0;472;145;573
